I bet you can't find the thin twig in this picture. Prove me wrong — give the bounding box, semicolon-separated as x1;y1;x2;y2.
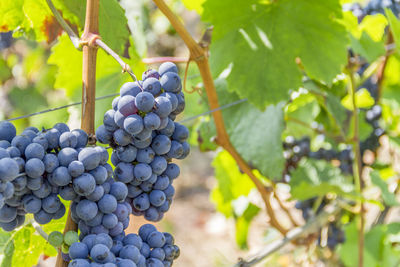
234;205;340;267
152;0;289;235
95;39;138;81
348;67;364;267
45;0;81;50
377;32;393;101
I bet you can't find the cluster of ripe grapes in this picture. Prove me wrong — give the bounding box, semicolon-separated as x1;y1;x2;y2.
344;0;400;21
0;62;186;267
96;62;189;222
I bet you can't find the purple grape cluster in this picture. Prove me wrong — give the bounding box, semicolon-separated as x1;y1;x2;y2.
67;224;180;267
0;121;92;230
96;62;190;221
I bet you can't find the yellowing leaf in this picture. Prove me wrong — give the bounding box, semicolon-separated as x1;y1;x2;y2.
360;14;388;42
341;88;375;110
182;0;206;14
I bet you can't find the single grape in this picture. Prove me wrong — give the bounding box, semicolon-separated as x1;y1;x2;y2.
135;92;155;112
158;62;178;76
143;78;161;96
0;121;16;142
160;72;181;93
48;231;64;247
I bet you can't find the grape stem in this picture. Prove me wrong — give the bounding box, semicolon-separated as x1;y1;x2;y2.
45;0;81;50
234;205;341;267
31;220;49;241
95;39;138;82
152;0;291;234
347;66;364;267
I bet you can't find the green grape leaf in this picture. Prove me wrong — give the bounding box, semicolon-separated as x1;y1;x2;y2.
386;9;400;54
290;159;355;200
350;32;386;63
338;222;400;267
214;78;285;179
235;202;260;249
341;88;375;110
203;0;348;109
196;119;218;152
370;171;399;207
211;150;256;217
182;0;206;14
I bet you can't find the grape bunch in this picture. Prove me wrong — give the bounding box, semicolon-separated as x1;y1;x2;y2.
344;0;400;22
67;224;179;267
96;62;190;221
0;121;93;230
295;198;346;249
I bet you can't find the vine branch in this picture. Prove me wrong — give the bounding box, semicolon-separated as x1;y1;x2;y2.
234;205;340;267
347;66;364;267
152;0;288;235
45;0;81;50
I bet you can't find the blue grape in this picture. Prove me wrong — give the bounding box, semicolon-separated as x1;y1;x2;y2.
45;128;61;149
68;259;90;267
133;163;152;181
160;72;181;93
153;175;169;190
178;141;190;159
140;242;151;258
0;121;16;142
113;129;132;146
95;147;109;165
60;186;77;201
73;173;96;196
53;123;70;134
157;117;169;130
6;146;19;158
58;147;79;167
32;182;51;198
144;207;160;221
59;132;78;148
25;158;45;178
160;92;178;112
140;181;153;192
0;219;17;232
133;193;150;211
172;123;189;142
76;200;98;221
143;78;161;96
164;163;180;179
24;143;44;160
114;111;126;129
82;234;96;250
0;141;10;149
110;182;128;202
98;194;118;214
136;148;155;164
151;135;171;155
110;240;123;255
68;160;85;177
166;141;183;159
86;212;104;227
72;129;89;148
27;177;43;191
96;125;113;144
134;128;152;141
0;158;19;182
115;145;137;163
132;136;152;149
22;195;41;213
173;92;185;115
87;185;105;202
52;166;72;186
146;258;164;267
32;134;49;150
114;203;129;221
12;176;27;191
124;115;144;135
94;233;113;249
143;113;161;130
117;259;136;267
103;109;118;129
34;209;53;224
163;185;175;200
79;147;101;171
154;97;172;118
158;201;170;213
150;248;165;261
127;185;142;198
111;152;121;166
118;95;137;117
43;153;59;173
123;233;142;249
102;213;118;229
135;92;155;112
150;157;167;175
53;203;66;219
119;245;140;262
69;242;89;259
91;244;110;263
109;222;124;237
158;62;178;76
120;82;141;97
147;231;166;248
143;69;160;80
115;163;134;183
90;165;108;185
42;194;61;213
13;157;25;172
149;190;166;207
11;135;30;154
112;96;120;111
